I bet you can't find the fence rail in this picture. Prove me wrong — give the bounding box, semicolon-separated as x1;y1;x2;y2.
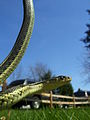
24;92;90;108
41;100;90;105
41;93;89;100
40;92;90;107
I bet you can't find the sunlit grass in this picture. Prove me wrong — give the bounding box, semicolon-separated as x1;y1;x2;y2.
0;107;90;120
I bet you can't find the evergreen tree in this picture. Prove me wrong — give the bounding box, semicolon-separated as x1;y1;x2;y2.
58;83;73;96
81;10;90;82
82;10;90;49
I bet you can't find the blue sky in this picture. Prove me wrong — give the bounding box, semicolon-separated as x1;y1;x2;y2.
0;0;90;91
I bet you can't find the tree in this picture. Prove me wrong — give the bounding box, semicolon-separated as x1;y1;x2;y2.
28;63;52;82
82;10;90;48
81;10;90;82
9;64;23;82
42;70;52;80
28;63;73;96
58;83;73;96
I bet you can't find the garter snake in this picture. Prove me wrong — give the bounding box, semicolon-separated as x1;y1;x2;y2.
0;0;71;109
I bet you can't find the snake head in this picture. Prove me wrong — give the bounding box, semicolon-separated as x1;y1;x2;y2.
37;76;72;92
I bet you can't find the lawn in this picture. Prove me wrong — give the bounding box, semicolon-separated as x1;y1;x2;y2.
0;107;90;120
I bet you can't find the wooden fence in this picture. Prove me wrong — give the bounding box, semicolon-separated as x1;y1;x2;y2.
40;91;90;108
24;91;90;108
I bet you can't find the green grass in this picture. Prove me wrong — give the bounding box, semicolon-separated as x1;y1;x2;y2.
0;107;90;120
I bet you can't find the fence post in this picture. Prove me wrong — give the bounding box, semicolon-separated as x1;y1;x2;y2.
50;91;53;108
2;80;7;92
7;110;11;120
73;95;76;108
88;96;90;103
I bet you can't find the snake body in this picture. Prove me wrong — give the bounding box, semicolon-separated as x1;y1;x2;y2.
0;76;71;109
0;0;35;85
0;0;71;109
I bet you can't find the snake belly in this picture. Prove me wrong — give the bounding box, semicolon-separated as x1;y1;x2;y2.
0;0;35;85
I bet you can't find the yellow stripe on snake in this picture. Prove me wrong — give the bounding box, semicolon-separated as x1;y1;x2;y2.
0;0;71;109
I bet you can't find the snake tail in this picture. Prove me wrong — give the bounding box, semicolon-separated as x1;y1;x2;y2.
0;0;35;84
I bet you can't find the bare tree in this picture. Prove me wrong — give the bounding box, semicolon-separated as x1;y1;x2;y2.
9;64;23;82
28;63;52;82
29;66;37;82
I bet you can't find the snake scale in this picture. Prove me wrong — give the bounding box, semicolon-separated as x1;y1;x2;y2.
0;0;71;109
